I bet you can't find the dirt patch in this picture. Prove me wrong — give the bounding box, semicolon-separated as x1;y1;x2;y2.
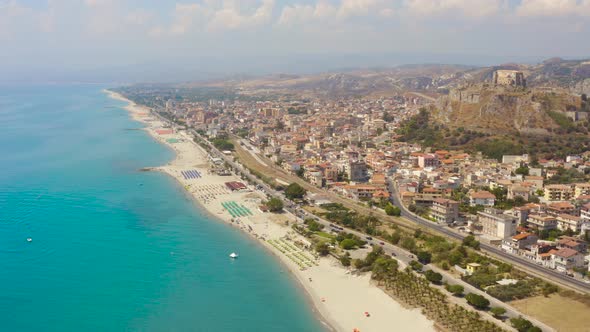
510;293;590;332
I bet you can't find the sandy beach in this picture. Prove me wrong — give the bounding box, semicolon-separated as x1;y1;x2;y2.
106;89;435;332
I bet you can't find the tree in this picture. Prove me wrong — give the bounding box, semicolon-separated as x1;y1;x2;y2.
389;231;401;244
385;203;401;216
285;183;307;199
316;242;330;256
424;270;443;284
400;237;416;251
462;235;480;250
417;251;432;264
515;166;529;176
510;317;533;332
490;307;506;319
304;218;324;232
445;284;464;296
265;197;284;212
465;293;490;310
340;252;351;266
340;238;357;250
296;167;305;178
409;260;423;271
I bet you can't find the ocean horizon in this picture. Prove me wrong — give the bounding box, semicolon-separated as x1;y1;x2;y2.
0;84;326;331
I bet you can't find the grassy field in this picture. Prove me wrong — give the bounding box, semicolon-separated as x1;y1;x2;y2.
510;293;590;332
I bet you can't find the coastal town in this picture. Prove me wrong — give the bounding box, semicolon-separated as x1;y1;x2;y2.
113;65;590;332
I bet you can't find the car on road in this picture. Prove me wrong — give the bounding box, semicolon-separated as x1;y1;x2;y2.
366;236;373;240
391;252;397;257
379;241;385;245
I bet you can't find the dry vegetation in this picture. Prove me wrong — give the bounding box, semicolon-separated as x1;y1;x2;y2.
510;293;590;332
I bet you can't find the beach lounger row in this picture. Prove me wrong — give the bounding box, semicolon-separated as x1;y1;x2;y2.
267;239;317;269
221;201;253;218
181;170;202;180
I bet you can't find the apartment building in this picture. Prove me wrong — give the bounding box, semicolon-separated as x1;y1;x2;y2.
544;184;574;201
478;208;517;239
526;214;558;231
430;198;460;224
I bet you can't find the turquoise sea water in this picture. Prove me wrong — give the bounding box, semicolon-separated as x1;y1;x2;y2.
0;85;325;331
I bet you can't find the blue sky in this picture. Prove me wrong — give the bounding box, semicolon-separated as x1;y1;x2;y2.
1;0;590;82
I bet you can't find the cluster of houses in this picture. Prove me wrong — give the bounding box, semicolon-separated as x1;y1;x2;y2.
394;152;590;275
158;93;590;276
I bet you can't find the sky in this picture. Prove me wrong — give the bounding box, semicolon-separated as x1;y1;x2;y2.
1;0;590;82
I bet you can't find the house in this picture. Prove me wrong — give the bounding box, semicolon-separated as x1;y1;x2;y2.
556;214;583;233
581;203;590;223
574;183;590;198
544;184;574;201
466;263;483;275
526;214;558;231
551;248;585;272
430;198;460;224
343;185;383;200
418;154;440;169
502;233;538;254
345;161;368;182
557;236;588;253
478;208;517;239
546;202;576;216
508;186;530;201
469;191;496;207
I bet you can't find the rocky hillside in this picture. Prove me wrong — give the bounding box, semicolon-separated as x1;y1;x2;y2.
431;84;583;135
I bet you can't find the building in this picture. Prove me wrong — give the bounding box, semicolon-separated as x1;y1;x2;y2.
546;202;576;216
493;70;526;87
544;184;574;201
551;248;585;272
502;233;538;254
556;214;583;233
305;169;324;187
418;154;440;169
430;198;460;224
574;183;590;198
526;214;558;231
557;236;588;253
466;263;482;275
581;203;590;223
345;161;368;182
478;208;517;239
469;191;496;207
508;186;530;201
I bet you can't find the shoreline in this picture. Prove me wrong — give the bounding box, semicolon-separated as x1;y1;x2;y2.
105;89;435;332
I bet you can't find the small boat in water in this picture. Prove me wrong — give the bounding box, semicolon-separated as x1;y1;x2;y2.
229;252;239;259
27;238;32;242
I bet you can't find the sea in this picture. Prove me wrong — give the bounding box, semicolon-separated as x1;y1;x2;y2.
0;84;326;331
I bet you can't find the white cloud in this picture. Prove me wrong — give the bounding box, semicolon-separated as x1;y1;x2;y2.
404;0;504;18
208;0;275;31
126;9;154;26
277;0;392;25
155;0;275;36
516;0;590;17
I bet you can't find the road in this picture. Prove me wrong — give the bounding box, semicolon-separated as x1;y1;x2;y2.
386;178;590;294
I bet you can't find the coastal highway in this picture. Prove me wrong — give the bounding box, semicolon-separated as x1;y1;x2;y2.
386;178;590;294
